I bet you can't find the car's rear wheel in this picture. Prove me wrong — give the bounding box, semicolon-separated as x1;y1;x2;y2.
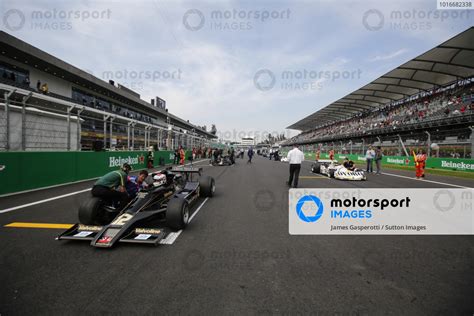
166;196;189;230
78;196;104;225
312;163;321;173
199;175;215;197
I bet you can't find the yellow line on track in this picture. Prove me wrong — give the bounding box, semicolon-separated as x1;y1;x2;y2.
300;176;329;179
4;222;73;229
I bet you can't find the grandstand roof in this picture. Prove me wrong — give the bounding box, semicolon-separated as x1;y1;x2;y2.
0;31;216;139
288;27;474;131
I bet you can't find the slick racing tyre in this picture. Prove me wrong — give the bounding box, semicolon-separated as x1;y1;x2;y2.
199;175;215;197
79;197;105;225
312;163;321;174
166;196;189;230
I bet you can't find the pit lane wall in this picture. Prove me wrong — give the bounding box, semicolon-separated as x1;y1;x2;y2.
0;150;191;196
280;152;474;173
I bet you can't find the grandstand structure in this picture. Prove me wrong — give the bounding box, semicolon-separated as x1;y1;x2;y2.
0;31;216;151
286;27;474;158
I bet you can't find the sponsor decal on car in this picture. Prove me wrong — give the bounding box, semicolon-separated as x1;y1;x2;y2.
74;231;94;237
97;236;112;244
111;213;134;226
134;234;152;240
137;192;148;199
78;224;102;231
135;228;162;234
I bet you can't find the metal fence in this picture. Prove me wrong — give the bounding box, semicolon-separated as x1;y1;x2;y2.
0;89;211;152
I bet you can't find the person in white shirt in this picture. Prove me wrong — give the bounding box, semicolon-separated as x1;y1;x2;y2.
365;146;375;173
286;144;305;188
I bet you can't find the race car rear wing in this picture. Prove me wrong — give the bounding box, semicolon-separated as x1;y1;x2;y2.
168;166;203;174
168;166;203;181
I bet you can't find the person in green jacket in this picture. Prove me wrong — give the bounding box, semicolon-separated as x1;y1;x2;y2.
91;163;132;209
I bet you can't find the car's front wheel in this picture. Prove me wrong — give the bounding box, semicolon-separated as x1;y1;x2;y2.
79;196;106;225
166;196;189;230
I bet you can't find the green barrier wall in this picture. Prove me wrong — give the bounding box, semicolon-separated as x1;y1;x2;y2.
0;150;192;196
281;152;474;172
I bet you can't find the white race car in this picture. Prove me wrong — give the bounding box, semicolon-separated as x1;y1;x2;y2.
280;157;289;163
311;159;366;181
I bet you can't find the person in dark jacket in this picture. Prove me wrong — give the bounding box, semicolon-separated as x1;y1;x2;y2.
375;146;383;175
125;170;149;198
247;147;254;164
146;150;154;169
229;147;235;165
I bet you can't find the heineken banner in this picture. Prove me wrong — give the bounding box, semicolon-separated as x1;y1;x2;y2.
0;150;191;196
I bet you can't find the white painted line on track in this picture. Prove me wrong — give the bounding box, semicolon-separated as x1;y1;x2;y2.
188;197;209;222
0;189;91;214
0;159;210;214
160;197;209;245
380;172;470;188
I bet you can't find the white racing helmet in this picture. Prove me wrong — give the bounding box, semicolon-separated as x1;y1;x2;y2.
153;173;167;187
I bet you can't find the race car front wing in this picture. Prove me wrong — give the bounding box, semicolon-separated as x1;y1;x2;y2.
56;209;167;247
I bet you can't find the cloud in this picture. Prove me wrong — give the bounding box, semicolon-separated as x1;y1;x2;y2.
367;48;409;62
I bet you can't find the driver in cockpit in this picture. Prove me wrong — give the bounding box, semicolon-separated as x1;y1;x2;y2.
342;158;355;171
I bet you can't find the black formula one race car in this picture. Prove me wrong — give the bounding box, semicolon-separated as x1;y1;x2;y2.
210;155;233;166
57;167;215;248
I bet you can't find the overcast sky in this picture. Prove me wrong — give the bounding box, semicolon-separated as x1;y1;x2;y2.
1;0;472;141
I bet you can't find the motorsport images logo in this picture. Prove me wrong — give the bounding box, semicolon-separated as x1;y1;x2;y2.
290;189;473;235
296;195;323;222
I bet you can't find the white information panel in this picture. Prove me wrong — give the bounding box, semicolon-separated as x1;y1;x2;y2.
289;189;473;235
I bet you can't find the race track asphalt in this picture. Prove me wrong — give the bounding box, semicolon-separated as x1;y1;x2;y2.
0;155;472;315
